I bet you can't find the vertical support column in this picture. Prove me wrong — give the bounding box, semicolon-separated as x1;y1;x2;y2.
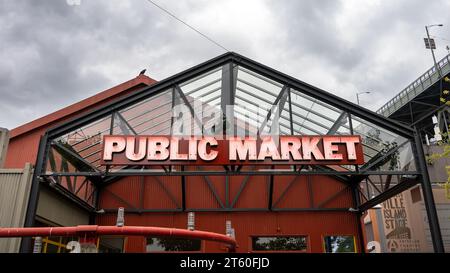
413;129;444;253
349;112;365;252
287;88;294;135
221;62;236;136
181;166;186;212
347;112;360;173
105;112;115;175
287;88;296;172
351;183;366;253
268;166;274;211
225;176;229;208
20;134;49;253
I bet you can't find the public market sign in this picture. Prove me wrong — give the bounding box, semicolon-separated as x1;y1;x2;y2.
101;135;364;166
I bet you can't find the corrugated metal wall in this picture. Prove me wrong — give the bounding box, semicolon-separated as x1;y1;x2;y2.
98;174;360;253
3;128;43;169
0;163;33;253
97;211;360;253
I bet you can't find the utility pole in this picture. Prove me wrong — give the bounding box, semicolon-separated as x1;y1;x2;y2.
425;24;443;78
356;91;370;105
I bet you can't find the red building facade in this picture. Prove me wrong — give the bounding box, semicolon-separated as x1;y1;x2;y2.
4;53;434;253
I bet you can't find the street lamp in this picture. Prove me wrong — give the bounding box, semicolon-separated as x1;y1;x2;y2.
356;91;371;105
425;24;443;77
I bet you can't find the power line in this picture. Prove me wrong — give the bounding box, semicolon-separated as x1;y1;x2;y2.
145;0;229;52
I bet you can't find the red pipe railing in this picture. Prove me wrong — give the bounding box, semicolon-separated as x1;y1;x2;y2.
0;225;237;251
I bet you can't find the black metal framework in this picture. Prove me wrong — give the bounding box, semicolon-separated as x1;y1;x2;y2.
21;52;444;253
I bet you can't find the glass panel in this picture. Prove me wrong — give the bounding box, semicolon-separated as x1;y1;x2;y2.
237;67;283;97
171;87;202;136
363;141;417;172
234;66;284;137
359;175;409;202
119;89;173;135
352;115;416;170
260;89;290;136
52;89;175;175
289;89;343;135
146;237;201;252
178;66;222;136
54;115;111;171
252;236;308;251
44;146;96;206
323;235;356;253
352;116;404;158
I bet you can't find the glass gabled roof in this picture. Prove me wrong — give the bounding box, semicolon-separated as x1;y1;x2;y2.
48;52;417;176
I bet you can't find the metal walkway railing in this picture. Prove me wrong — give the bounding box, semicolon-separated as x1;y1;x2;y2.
377;54;450;117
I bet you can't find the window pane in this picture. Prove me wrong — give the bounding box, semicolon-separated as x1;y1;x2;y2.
98;237;124;253
324;235;355;253
252;236;307;251
146;237;201;252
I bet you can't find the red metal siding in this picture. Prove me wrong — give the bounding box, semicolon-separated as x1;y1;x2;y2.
272;175;312;208
3;72;363;253
231;175;269;209
4;128;44;168
143;176;182;210
98;174;360;253
97;211;360;253
311;175;353;208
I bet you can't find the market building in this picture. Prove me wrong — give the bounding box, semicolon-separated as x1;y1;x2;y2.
0;52;445;253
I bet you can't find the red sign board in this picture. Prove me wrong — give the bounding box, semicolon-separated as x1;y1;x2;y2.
101;135;364;166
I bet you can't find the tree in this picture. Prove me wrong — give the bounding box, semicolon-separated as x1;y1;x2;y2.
427;76;450;199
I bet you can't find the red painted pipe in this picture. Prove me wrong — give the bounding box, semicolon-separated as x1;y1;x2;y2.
0;225;237;250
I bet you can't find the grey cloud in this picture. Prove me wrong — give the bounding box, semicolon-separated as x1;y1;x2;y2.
0;0;449;129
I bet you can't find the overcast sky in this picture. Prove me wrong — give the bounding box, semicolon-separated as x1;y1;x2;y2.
0;0;449;130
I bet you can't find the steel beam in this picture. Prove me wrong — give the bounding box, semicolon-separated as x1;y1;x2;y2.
174;85;203;133
271;208;349;212
197;167;225;209
230;174;252;208
327;112;348;135
221;62;237;125
115;111;138;135
268;172;274;211
358;177;418;211
287;88;294;135
352;183;366;254
20;134;48;253
100;207;350;213
232;53;414;138
413;129;445;253
43;170;421;177
258;86;288;133
52;142;99;172
272;175;301;208
103;187;138;210
316;185;350;208
360;139;410;172
153;176;181;209
181;166;186;211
